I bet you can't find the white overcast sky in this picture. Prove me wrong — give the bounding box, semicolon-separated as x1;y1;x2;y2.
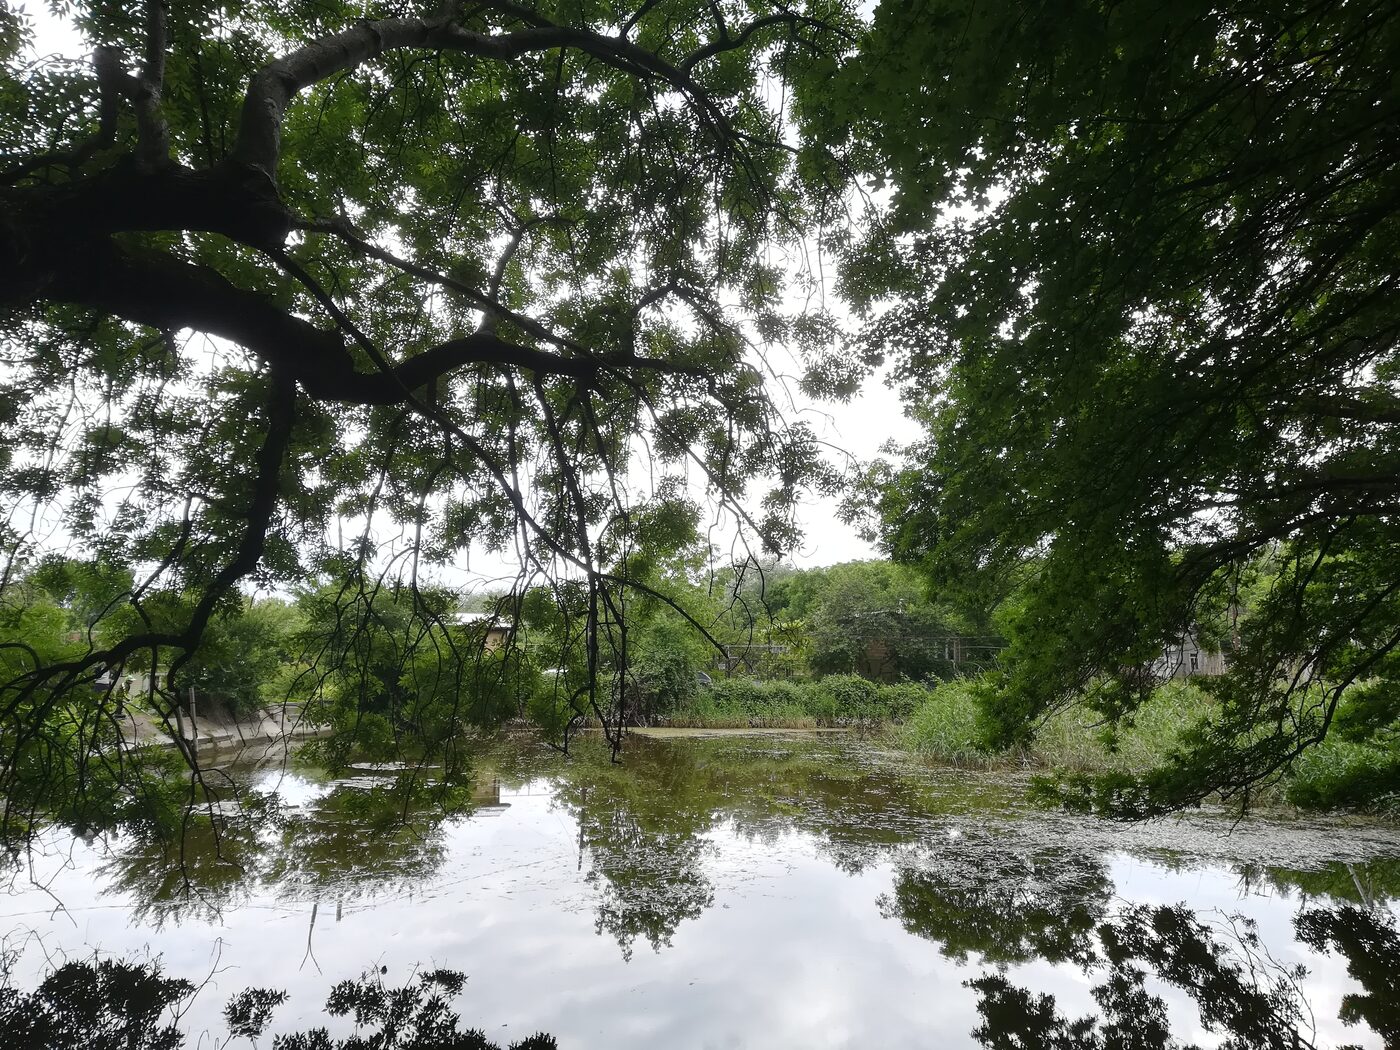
18;7;922;574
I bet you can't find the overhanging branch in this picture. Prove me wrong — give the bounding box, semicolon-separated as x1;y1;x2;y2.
233;15;732;179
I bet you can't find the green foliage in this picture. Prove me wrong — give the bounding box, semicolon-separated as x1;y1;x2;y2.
0;562;188;844
1035;680;1216;774
177;597;302;714
870;681;929;720
1282;674;1400;812
0;0;859;849
759;560;997;682
812;672;877;714
293;581;534;775
626;638;701;722
901;679;986;762
841;0;1400;815
687;678;814;725
1285;740;1400;815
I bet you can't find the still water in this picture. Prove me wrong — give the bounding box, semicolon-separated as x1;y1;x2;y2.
4;731;1399;1048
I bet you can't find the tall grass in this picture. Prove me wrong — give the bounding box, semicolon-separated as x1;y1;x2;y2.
898;679;986;763
1285;739;1400;814
1033;680;1213;772
663;675;928;727
899;678;1215;772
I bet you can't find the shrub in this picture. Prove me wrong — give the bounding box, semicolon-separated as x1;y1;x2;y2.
813;674;880;718
876;682;931;721
628;643;700;721
707;678;767;712
760;680;805;710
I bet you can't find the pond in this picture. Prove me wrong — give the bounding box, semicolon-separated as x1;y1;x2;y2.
3;731;1399;1048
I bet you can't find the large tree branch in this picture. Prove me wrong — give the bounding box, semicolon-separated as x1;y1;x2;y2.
679;11;836;72
48;239;707;405
1296;390;1400;426
132;0;171;167
233;16;730;178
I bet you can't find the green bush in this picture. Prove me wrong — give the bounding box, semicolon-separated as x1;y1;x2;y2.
706;678;765;711
628;643;699;720
760;680;804;710
670;678;815;726
813;674;878;718
527;683;577;738
876;682;931;720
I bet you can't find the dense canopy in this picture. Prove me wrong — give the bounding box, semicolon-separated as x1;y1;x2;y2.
847;0;1400;813
0;0;856;846
3;0;1399;841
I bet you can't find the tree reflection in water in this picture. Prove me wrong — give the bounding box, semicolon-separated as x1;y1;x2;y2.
549;745;718;959
880;847;1112;964
74;735;1400;1048
98;772;476;927
0;956;557;1050
1295;905;1400;1047
882;846;1400;1050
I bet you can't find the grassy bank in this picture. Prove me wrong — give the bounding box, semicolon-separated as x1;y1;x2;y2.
660;675;1214;769
897;677;1241;774
897;677;1400;814
647;673;1399;815
659;675;928;728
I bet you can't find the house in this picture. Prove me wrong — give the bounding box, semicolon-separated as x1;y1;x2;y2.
1151;631;1226;680
448;611;512;651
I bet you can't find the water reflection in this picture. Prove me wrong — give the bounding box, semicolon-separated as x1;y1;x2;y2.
1295;905;1400;1046
966;901;1308;1050
962;902;1400;1050
7;732;1400;1049
881;848;1112;964
93;770;506;928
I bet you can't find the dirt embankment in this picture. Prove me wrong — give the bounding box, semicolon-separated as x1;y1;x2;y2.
117;698;327;752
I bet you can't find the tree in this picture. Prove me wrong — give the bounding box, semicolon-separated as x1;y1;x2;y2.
773;559;993;680
838;0;1400;813
0;0;856;849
